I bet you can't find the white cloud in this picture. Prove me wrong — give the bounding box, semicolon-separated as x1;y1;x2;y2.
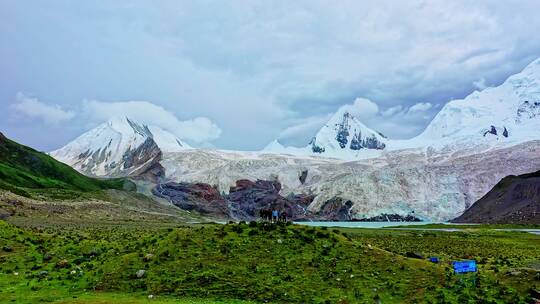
4;1;540;150
381;105;403;117
11;93;75;124
82;100;221;143
277;114;331;146
408;102;432;113
338;98;379;120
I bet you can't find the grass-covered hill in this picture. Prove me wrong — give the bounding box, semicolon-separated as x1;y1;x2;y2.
1;220;539;303
0;132;128;199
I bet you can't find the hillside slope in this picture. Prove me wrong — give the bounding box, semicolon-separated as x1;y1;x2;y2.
0;132;126;198
452;170;540;224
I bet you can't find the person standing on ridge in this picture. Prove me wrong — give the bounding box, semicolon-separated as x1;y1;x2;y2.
272;209;279;222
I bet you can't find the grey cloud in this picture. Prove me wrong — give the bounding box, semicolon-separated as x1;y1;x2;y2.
2;1;540;150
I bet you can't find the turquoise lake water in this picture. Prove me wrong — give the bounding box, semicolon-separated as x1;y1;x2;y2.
293;221;439;228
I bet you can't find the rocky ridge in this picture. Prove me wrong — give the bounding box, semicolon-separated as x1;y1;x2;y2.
452;170;540;224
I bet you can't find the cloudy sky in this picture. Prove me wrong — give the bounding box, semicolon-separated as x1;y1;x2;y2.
2;1;540;151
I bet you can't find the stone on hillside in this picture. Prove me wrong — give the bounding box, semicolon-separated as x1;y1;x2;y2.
405;252;424;259
43;253;53;261
143;253;155;262
38;270;48;278
136;269;146;278
56;259;69;268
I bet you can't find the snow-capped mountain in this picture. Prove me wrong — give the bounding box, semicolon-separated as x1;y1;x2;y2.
50;117;191;177
405;58;540;150
309;109;387;154
264;109;388;159
267;58;540;157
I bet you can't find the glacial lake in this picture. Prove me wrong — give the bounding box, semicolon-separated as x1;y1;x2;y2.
294;222;540;235
293;221;440;228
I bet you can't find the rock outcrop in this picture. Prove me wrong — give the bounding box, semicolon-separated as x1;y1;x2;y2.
356;214;422;222
153;179;319;220
227;179;312;220
313;197;354;221
152;182;229;218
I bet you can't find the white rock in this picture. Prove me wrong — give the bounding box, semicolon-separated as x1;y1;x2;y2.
136;269;146;278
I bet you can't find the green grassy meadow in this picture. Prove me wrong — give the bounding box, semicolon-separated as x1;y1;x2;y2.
1;220;539;303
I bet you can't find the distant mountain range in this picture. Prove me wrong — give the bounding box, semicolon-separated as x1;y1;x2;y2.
47;57;540;222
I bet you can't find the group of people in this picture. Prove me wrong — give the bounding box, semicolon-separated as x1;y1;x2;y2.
259;209;288;222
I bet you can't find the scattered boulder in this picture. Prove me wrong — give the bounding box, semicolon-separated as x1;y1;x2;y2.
143;253;155;262
406;252;425;259
56;259;69;268
43;253;53;261
136;269;146;278
38;270;48;278
6;199;23;207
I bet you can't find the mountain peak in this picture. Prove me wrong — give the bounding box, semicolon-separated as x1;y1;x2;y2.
105;116;153;139
309;109;386;155
100;116;192;151
50;117;191;176
261;101;387;158
413;57;540;148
